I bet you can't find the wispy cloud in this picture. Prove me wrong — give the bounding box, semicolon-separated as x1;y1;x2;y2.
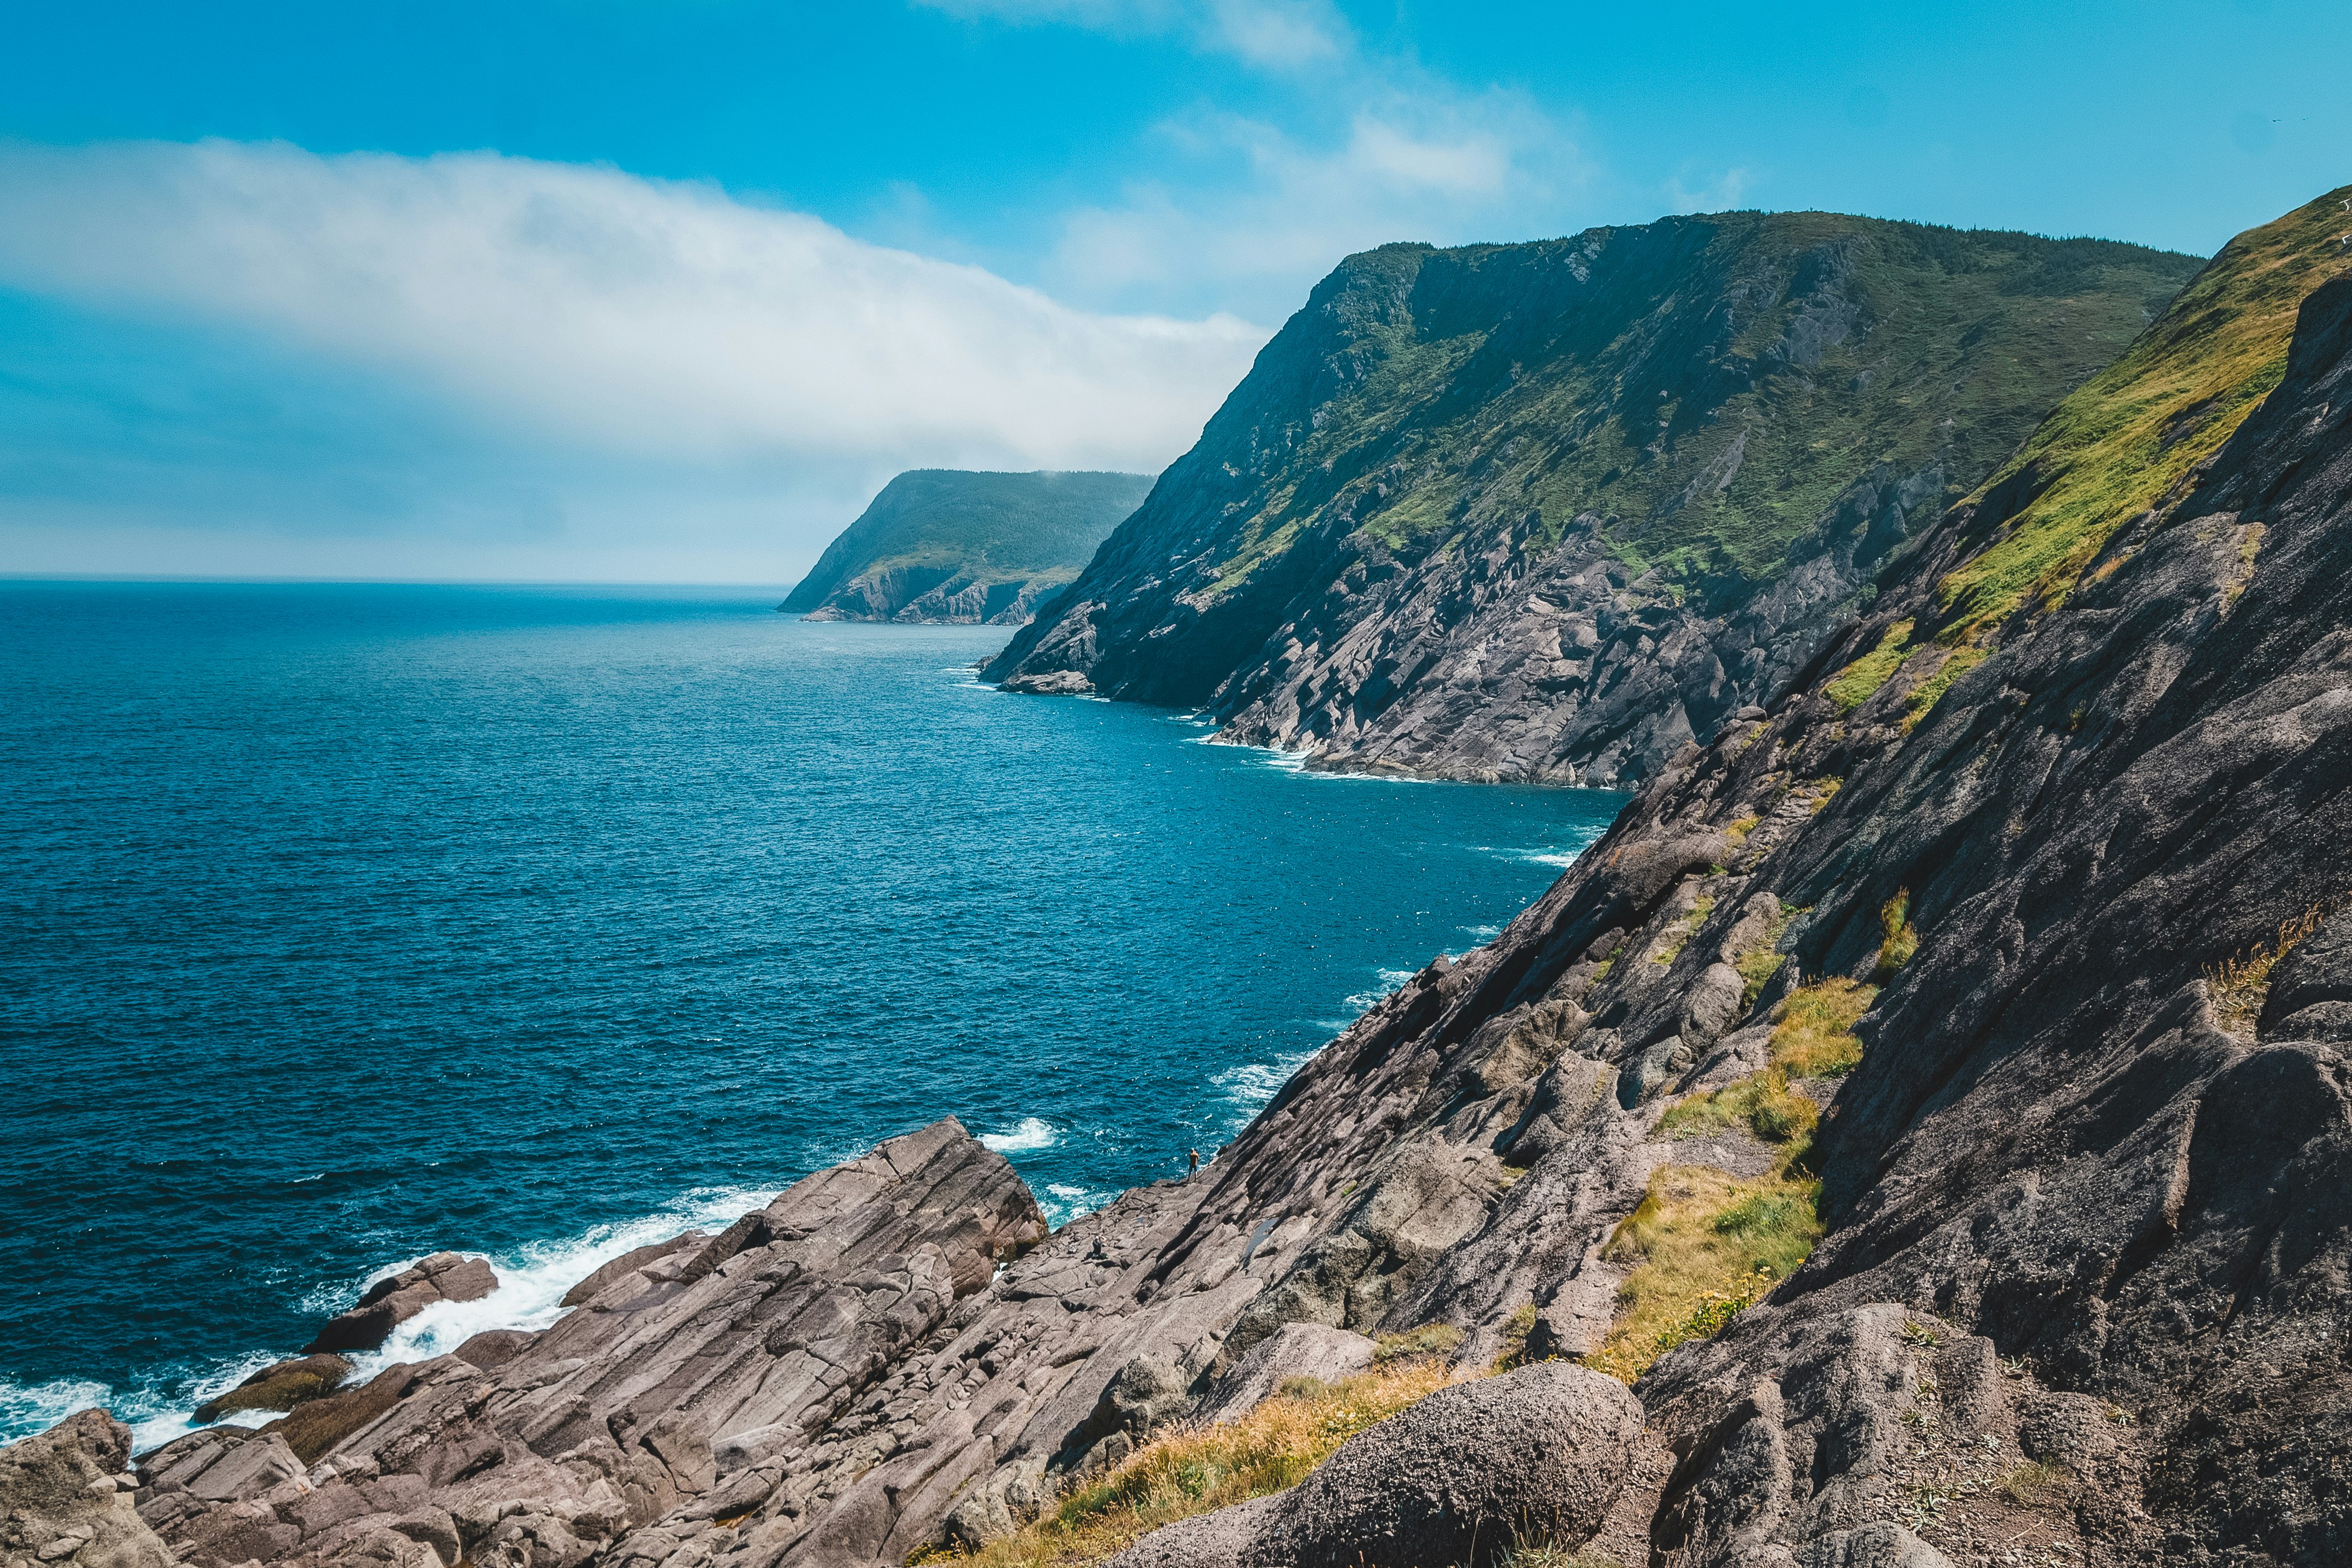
0;140;1268;476
913;0;1349;67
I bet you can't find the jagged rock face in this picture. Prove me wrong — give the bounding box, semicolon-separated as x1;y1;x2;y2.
0;1410;173;1568
780;469;1153;625
989;215;2197;785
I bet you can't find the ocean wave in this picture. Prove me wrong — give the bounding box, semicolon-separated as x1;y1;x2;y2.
978;1117;1059;1154
1460;923;1503;942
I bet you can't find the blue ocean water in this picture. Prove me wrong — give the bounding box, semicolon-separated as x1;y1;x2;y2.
0;582;1620;1447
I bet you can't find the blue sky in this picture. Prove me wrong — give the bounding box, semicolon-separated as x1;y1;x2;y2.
2;0;2344;582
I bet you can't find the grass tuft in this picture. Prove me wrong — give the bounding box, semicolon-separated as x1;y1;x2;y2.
1651;896;1716;967
2000;1460;2070;1509
1771;978;1877;1077
1876;889;1918;978
1373;1322;1464;1363
1824;619;1916;713
2204;903;2329;1032
1660;1070;1819;1149
1586;1163;1823;1383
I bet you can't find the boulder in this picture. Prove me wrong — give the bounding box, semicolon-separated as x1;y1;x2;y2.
0;1408;174;1568
451;1328;538;1372
1108;1362;1644;1568
191;1354;351;1422
557;1234;705;1309
306;1253;498;1354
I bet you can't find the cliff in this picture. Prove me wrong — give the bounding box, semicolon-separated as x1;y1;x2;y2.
984;213;2200;784
781;469;1154;625
12;188;2352;1568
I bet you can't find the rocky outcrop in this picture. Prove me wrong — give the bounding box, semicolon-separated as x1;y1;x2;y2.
988;215;2198;785
0;1410;173;1568
306;1255;498;1355
781;470;1153;625
1190;1324;1375;1426
192;1356;351;1424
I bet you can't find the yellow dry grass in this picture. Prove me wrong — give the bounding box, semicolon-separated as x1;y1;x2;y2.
921;1359;1457;1567
1586;1163;1823;1384
2205;903;2328;1032
1771;977;1877;1077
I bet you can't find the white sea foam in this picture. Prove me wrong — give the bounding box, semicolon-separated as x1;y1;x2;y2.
1214;1052;1313;1114
978;1117;1060;1154
12;1181;786;1452
334;1182;779;1389
1461;922;1503;942
1339;966;1420;1015
1038;1181;1113;1228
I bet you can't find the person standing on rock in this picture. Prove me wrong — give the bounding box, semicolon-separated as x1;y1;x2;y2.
1188;1148;1199;1174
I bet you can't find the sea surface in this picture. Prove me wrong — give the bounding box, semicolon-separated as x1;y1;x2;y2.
0;581;1623;1447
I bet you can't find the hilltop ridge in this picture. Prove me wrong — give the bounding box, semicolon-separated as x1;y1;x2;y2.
987;212;2200;784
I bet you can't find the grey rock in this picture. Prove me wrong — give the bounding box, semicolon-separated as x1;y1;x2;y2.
1795;1522;1954;1568
0;1410;174;1568
1192;1325;1376;1426
1108;1362;1642;1568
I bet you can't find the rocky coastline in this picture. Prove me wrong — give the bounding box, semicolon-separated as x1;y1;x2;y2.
11;193;2352;1567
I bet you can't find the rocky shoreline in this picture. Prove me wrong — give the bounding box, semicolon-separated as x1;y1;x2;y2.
11;195;2352;1567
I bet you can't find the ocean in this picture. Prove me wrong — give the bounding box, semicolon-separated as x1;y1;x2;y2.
0;581;1622;1447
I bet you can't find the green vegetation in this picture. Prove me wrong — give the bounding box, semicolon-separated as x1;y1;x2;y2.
1825;618;1916;712
1587;1162;1823;1383
1661;1069;1820;1147
1772;977;1877;1077
922;1360;1457;1566
1651;895;1716;966
1935;187;2352;642
1189;219;2198;612
1373;1321;1465;1363
1735;903;1799;1007
1900;645;1988;730
781;469;1153;615
2000;1460;2070;1510
1876;889;1918;977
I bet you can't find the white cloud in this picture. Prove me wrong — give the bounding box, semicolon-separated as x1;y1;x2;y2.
0;139;1268;476
1050;86;1593;317
913;0;1349;67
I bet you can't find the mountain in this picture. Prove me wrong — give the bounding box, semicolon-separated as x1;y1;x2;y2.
16;189;2352;1568
780;469;1154;625
986;213;2202;785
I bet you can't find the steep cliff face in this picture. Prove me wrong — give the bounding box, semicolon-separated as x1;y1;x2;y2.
18;191;2352;1568
986;214;2199;783
781;470;1153;625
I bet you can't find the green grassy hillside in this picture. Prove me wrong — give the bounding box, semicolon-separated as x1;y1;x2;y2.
781;469;1154;617
1204;216;2201;613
